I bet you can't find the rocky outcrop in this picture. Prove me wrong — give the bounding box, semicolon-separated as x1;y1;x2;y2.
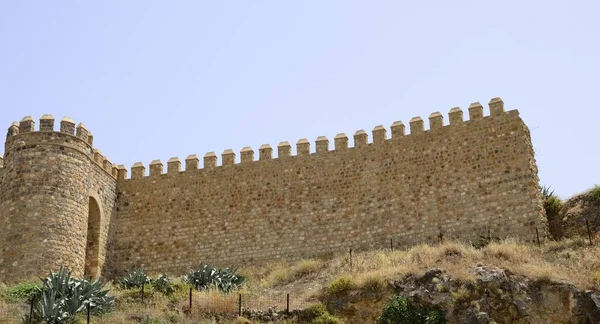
325;266;600;323
558;190;600;239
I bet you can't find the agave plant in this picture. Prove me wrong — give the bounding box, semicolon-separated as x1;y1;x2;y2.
152;274;175;295
23;266;114;323
118;268;151;289
541;185;555;200
184;263;245;293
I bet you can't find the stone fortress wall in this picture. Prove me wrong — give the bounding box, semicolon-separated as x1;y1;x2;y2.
0;97;546;282
112;97;545;275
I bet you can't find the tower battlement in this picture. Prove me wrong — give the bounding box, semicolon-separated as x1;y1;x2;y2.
0;97;546;282
4;115;118;178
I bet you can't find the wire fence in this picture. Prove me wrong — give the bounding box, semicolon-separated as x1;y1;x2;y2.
184;290;312;317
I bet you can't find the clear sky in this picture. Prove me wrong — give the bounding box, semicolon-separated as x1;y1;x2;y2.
0;1;597;198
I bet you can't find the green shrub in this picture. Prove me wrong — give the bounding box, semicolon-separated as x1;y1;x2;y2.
327;275;357;294
378;295;445;324
184;263;245;293
119;268;151;289
23;266;114;323
541;185;563;219
300;303;328;321
152;274;175;295
314;312;343;324
1;281;42;302
361;276;386;294
541;185;555;200
588;185;600;202
544;196;563;217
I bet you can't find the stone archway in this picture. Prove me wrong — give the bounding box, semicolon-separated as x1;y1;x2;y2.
84;196;101;279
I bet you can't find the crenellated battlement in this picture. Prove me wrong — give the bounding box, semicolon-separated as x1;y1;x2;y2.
121;97;510;180
4;115;118;178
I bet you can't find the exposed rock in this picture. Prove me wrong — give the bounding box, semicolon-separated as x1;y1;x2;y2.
327;265;600;324
558;190;600;239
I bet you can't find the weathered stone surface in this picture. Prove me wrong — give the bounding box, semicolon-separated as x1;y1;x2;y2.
555;190;600;239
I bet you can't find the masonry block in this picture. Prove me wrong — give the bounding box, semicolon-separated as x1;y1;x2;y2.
429;112;444;130
468;102;484;120
241;147;254;164
131;162;145;179
222;150;235;166
204;152;217;169
259;144;273;161
87;133;94;146
315;136;329;153
334;133;348;151
185;154;199;170
149;160;163;176
277;141;291;159
111;165;118;177
39;114;55;132
103;158;112;171
93;149;103;164
19;116;34;133
117;165;127;180
297;139;310;156
60;117;75;135
391;121;405;139
353;130;368;148
167;157;181;174
409;117;424;134
448;107;464;126
489;97;505;116
7;122;19;138
76;123;89;142
372;125;387;145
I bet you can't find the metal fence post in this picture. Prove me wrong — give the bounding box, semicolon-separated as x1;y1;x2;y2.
586;219;593;246
28;297;34;324
286;293;290;314
238;294;242;316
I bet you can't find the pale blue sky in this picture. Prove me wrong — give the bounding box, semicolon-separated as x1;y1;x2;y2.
0;1;598;198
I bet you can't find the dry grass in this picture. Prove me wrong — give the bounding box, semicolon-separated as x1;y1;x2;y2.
232;236;600;319
260;259;324;287
2;237;600;322
0;297;23;323
248;237;600;302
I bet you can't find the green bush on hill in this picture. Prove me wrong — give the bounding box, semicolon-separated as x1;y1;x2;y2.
1;281;42;302
541;185;563;218
378;295;445;324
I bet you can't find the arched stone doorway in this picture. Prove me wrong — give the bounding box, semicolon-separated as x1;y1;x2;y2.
84;197;101;279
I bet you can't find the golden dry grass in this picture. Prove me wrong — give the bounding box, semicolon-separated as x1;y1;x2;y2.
2;237;600;323
246;236;600;303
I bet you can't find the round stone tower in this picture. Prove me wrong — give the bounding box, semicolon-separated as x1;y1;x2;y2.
0;115;119;283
